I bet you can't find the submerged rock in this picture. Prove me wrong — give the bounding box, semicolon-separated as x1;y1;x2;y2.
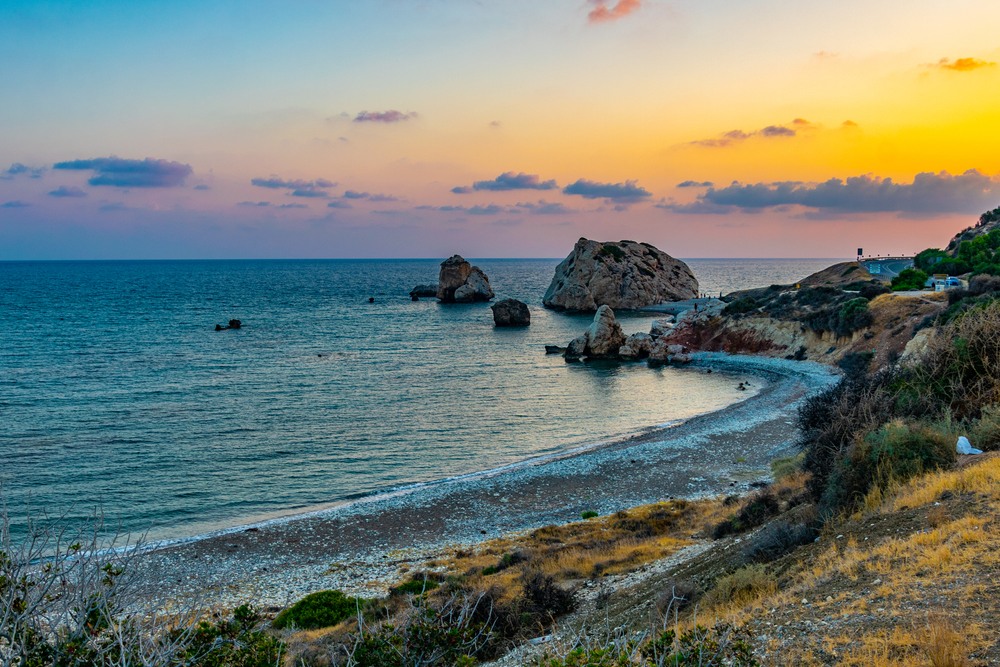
543;238;698;312
491;298;531;326
215;319;242;331
437;255;494;303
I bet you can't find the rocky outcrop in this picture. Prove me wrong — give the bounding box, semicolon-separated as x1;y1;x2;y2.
618;332;653;360
437;255;495;303
564;305;627;360
543;239;698;312
215;319;242;331
409;284;438;298
491;299;530;326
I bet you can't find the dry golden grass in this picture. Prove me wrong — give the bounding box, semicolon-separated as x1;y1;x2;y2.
704;454;1000;665
889;452;1000;511
435;498;728;605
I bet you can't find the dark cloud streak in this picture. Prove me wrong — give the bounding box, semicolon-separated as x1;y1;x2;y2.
54;157;192;187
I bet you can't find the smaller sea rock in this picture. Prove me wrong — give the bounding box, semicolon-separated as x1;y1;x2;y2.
584;305;627;357
618;332;653;360
437;256;494;302
409;283;438;298
565;335;587;360
545;345;566;354
492;298;530;326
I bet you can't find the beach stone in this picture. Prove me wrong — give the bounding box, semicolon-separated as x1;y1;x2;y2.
409;283;438;298
543;238;698;312
491;298;530;326
618;332;653;360
437;256;494;302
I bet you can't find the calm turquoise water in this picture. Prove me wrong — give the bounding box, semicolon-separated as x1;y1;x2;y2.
0;258;840;541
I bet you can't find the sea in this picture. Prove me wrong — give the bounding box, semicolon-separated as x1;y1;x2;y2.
0;258;842;542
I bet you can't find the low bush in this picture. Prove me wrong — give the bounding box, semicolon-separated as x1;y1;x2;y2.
522;571;575;620
770;454;803;481
968;404;1000;451
712;489;780;539
655;579;700;616
740;521;815;564
348;592;493;667
701;564;777;610
581;510;599;520
891;268;929;291
821;419;955;514
272;589;363;630
178;605;286;667
391;574;441;596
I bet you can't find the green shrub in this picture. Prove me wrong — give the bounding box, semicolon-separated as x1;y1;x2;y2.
179;605;285;667
598;244;626;262
712;489;780;539
723;296;759;316
350;594;491;667
969;404;1000;451
770;453;803;481
821;419;955;512
581;510;599;520
891;268;929;291
271;589;362;630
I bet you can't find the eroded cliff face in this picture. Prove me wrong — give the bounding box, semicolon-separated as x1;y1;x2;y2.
661;291;948;367
543;239;698;312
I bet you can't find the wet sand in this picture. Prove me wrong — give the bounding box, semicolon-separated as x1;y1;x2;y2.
133;353;838;609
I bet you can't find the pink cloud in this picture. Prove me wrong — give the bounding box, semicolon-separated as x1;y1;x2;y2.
588;0;641;24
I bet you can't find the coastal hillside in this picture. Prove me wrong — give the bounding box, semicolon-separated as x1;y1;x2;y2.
662;271;947;370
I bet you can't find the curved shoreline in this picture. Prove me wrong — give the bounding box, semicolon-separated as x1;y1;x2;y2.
133;353;839;608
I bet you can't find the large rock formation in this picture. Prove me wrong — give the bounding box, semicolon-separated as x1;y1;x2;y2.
491;299;530;326
564;305;627;360
543;239;698;312
436;255;495;303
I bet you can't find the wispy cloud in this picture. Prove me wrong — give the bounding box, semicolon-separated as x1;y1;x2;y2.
327;200;353;209
342;190;401;202
290;189;330;198
2;163;45;180
237;201;308;209
690;121;808;147
588;0;641;24
1;200;31;208
515;200;574;215
53;157;192;187
354;110;418;123
452;171;558;194
934;57;996;72
250;177;335;190
661;169;1000;216
677;180;713;188
48;185;87;198
563;178;651;203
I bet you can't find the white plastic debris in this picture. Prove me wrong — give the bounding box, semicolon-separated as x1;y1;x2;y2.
956;436;983;455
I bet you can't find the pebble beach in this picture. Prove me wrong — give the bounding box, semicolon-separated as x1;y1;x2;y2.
131;353;839;610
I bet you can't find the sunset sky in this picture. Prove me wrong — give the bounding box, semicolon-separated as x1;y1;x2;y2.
3;0;1000;259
